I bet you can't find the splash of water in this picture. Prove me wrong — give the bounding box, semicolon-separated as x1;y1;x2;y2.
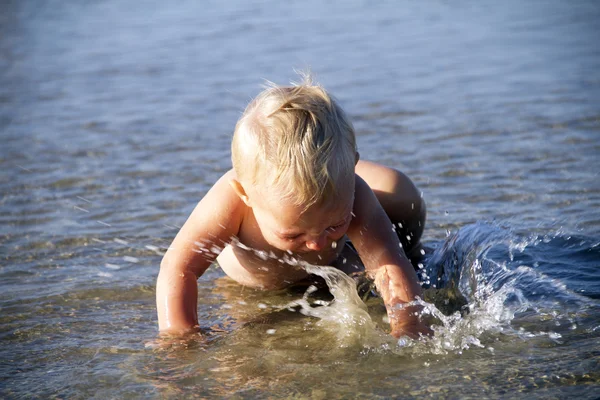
416;222;594;354
276;221;596;355
282;264;393;349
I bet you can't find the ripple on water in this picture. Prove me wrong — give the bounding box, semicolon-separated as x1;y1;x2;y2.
2;0;600;397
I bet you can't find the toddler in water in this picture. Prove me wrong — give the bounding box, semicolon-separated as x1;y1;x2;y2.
156;76;430;339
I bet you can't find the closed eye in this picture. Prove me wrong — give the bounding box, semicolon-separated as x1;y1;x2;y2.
282;233;302;241
328;219;350;232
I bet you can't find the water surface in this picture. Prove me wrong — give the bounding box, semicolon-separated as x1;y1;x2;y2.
1;0;599;398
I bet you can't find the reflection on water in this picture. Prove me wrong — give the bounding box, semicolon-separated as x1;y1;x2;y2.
2;0;600;398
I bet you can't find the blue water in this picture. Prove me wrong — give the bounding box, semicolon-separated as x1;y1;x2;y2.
1;0;599;398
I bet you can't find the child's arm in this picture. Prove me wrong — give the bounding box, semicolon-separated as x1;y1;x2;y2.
156;171;243;334
347;176;431;339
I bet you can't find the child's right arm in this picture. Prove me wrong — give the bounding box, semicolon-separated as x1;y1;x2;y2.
156;170;243;334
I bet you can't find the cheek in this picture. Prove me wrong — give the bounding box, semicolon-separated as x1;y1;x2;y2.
328;232;347;244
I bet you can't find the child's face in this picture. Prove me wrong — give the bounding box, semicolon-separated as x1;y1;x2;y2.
251;190;354;253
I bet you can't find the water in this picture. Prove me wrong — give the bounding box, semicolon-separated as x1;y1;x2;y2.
1;0;599;398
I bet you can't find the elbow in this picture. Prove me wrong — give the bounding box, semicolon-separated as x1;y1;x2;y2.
159;250;185;274
158;254;173;282
158;251;202;281
159;253;171;272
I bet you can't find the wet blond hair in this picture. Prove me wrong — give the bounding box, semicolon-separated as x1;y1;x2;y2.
232;75;357;209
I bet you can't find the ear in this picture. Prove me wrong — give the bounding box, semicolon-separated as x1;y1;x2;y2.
355;151;360;165
229;179;252;206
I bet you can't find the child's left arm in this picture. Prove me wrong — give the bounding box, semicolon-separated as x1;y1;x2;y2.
347;176;432;339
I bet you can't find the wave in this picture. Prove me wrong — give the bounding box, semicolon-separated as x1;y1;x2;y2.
288;221;600;354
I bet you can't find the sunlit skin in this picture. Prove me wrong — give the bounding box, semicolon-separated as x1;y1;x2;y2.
156;160;431;339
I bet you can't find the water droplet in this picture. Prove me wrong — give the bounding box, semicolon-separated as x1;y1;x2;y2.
266;329;276;335
255;250;268;260
306;285;317;294
258;303;267;309
331;241;337;249
548;332;562;340
236;241;251;251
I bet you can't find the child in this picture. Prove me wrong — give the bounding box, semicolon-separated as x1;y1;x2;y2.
156;76;430;339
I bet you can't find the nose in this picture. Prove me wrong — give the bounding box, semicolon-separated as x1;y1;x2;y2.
305;232;328;251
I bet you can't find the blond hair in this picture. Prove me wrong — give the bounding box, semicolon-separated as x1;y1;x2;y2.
232;76;357;209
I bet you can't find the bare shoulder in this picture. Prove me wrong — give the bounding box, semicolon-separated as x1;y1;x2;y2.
163;169;246;275
185;169;245;234
205;169;242;204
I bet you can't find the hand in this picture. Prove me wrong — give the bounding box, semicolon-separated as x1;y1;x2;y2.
388;303;433;340
146;328;205;351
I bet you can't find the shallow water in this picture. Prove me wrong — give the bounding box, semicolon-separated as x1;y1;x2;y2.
1;0;600;398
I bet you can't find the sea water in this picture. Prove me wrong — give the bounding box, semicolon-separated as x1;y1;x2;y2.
2;0;599;398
